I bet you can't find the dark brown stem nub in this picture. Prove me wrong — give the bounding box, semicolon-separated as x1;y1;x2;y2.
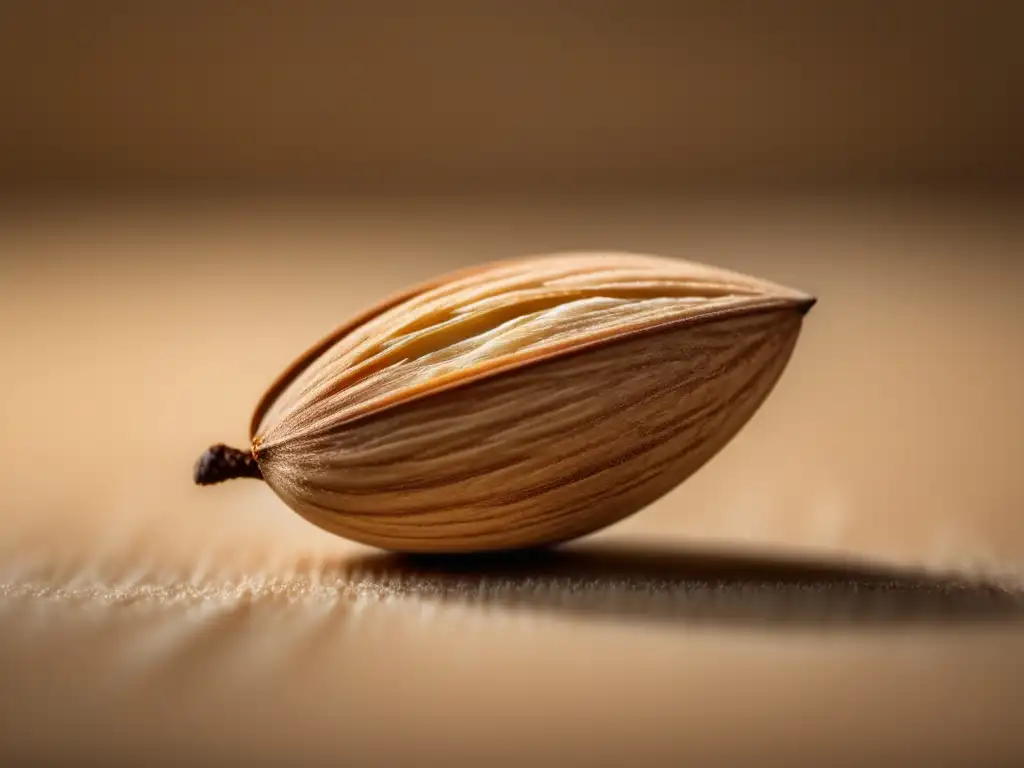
193;444;264;485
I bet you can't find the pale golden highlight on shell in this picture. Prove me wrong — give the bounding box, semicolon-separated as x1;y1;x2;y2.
245;252;815;553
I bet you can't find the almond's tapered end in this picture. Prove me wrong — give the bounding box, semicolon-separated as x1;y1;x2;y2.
796;296;817;316
193;444;264;485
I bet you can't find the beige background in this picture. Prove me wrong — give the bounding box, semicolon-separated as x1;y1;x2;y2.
1;3;1023;766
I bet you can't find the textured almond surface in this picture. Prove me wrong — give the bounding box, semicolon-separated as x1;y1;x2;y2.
0;197;1022;766
255;252;808;442
264;308;803;551
255;253;811;551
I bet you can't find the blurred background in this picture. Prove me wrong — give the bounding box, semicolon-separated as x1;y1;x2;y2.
3;0;1022;195
1;2;1023;766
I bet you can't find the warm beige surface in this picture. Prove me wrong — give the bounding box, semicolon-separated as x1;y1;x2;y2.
0;195;1022;765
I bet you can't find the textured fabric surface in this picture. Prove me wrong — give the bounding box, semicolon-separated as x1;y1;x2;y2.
1;196;1022;765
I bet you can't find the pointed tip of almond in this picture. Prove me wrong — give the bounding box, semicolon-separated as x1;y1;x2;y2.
796;296;817;316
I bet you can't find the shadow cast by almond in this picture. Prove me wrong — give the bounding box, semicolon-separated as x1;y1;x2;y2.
333;539;1024;629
